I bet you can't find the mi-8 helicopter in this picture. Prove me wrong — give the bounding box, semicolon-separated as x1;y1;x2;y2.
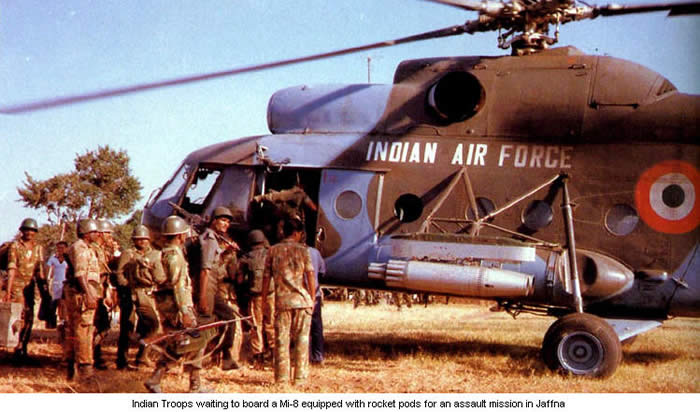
3;1;698;378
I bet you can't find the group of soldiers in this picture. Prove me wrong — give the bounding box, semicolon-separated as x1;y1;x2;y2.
2;202;322;392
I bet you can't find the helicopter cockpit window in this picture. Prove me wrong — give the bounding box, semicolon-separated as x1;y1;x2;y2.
181;167;221;215
394;193;423;223
147;162;191;219
521;200;553;231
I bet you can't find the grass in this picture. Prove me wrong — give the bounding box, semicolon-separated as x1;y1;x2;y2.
0;301;698;393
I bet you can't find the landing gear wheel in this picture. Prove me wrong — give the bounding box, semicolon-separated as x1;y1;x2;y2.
542;313;622;378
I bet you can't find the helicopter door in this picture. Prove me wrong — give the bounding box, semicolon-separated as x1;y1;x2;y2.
317;169;378;284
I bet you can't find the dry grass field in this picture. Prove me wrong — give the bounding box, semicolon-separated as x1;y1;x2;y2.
0;301;698;393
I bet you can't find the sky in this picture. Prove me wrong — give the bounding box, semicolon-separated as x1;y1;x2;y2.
0;0;698;243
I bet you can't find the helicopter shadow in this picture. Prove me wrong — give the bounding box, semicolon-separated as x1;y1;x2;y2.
325;331;545;376
325;331;682;376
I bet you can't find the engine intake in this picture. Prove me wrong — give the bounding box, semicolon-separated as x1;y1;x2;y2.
427;71;484;123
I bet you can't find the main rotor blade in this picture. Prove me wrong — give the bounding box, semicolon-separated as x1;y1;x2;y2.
595;1;700;17
0;24;471;114
423;0;506;15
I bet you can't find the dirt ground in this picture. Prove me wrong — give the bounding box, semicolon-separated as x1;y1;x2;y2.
0;301;698;393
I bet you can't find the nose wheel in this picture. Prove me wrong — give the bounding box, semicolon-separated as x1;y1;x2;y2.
542;313;622;378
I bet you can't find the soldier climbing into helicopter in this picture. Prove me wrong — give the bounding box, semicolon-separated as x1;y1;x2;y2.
252;180;317;243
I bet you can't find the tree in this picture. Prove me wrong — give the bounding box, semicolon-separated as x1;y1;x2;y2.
113;209;144;250
17;172;84;224
18;144;143;226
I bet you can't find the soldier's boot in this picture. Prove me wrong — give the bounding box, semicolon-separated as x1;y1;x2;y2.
134;344;154;368
188;369;210;393
12;347;25;363
115;352;128;370
144;366;166;393
78;364;97;385
252;353;264;369
93;345;108;370
66;360;76;381
221;355;240;371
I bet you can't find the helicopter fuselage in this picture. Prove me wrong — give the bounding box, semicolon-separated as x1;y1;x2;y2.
143;47;699;368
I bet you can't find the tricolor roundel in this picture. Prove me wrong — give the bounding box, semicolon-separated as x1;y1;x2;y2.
635;160;700;234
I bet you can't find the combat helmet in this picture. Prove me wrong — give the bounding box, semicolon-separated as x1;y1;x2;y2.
161;215;189;236
247;229;266;245
131;224;151;240
77;218;99;236
97;219;115;233
19;218;39;232
212;206;234;221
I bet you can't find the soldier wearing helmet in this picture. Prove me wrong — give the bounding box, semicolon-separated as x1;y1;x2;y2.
145;215;210;393
3;218;44;362
115;224;165;369
238;229;274;367
91;219;120;370
196;206;244;371
63;218;101;381
97;219;121;261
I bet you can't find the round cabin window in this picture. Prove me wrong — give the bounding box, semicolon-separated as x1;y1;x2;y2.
335;190;363;220
467;197;496;220
605;204;639;236
521;200;553;231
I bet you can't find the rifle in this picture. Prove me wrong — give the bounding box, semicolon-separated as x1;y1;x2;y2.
141;316;253;347
168;201;240;251
168;201;206;230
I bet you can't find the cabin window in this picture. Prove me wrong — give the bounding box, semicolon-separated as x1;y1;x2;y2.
467;197;496;220
521;200;553;231
394;194;423;223
605;204;639;236
335;190;363;220
181;167;221;215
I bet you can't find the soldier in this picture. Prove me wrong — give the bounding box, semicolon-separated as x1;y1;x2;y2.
145;216;209;393
3;218;44;361
252;184;317;242
63;219;101;381
91;219;117;370
262;218;315;385
307;245;326;365
196;206;243;371
392;292;413;311
238;229;273;367
115;224;166;369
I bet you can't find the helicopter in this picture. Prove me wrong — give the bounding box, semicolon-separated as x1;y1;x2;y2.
2;1;698;378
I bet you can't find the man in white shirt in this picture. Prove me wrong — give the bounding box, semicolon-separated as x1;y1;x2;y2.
46;241;68;327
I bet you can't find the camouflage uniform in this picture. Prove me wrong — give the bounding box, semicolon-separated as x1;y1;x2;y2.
90;241;116;368
64;238;100;368
146;243;209;392
115;245;165;367
239;244;273;359
264;239;315;384
6;239;43;354
198;227;243;369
